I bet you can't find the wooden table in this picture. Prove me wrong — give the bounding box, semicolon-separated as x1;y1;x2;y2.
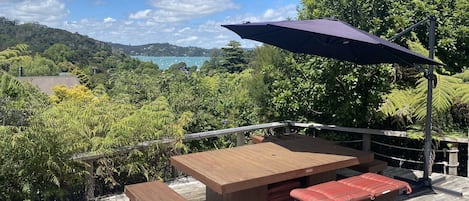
171;135;374;201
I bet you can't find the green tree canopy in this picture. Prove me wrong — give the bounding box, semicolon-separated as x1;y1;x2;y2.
221;41;248;73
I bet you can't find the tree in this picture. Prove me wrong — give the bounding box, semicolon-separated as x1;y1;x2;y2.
221;41;247;73
200;49;223;75
0;70;49;126
43;43;75;64
108;71;162;105
380;71;469;135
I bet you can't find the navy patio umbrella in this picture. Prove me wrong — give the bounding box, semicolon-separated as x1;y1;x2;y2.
222;18;444;185
222;19;442;66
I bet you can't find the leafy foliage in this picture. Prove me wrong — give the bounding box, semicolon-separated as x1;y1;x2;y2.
221;41;248;73
380;71;469;135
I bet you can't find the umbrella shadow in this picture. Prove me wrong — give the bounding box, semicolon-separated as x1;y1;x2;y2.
262;134;373;164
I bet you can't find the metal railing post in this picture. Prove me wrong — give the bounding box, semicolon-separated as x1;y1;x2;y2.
85;160;95;201
448;143;459;176
237;132;245;146
362;133;371;152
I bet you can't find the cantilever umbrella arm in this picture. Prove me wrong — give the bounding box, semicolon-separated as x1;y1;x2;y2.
388;15;437;187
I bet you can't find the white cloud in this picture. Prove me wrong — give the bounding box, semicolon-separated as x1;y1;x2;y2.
130;0;239;23
263;9;276;19
129;9;152;19
124;20;134;25
176;36;198;44
178;27;191;33
149;0;238;15
103;17;116;23
0;0;69;26
261;4;297;21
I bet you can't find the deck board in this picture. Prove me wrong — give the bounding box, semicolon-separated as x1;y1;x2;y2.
101;167;469;201
168;166;469;201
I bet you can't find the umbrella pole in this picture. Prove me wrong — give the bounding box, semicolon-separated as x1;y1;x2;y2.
423;15;436;184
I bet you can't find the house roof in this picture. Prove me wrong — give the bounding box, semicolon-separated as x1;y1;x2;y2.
17;75;80;95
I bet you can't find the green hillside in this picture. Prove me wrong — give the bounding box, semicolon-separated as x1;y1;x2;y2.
109;42;213;56
0;17;114;67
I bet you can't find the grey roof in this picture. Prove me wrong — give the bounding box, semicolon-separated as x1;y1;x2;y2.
17;76;80;95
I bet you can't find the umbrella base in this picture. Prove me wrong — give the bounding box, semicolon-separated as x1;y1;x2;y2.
394;176;464;199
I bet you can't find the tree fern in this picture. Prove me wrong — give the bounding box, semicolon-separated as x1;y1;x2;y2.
414;73;460;119
456;84;469;103
453;70;469;81
379;89;416;125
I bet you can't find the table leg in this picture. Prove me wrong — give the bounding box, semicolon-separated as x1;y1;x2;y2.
206;185;268;201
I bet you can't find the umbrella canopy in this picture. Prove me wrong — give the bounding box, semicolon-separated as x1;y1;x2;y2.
222;19;443;66
223;18;445;184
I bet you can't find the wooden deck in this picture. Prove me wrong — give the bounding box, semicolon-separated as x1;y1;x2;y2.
100;166;469;201
166;166;469;201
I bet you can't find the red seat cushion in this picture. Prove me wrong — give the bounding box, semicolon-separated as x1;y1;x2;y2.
291;181;370;201
290;188;332;201
358;173;412;193
338;173;412;198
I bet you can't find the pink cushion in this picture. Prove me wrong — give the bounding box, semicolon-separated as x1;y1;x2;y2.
291;181;370;201
290;189;332;201
339;173;412;198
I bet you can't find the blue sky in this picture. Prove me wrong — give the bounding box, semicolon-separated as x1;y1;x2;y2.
0;0;300;48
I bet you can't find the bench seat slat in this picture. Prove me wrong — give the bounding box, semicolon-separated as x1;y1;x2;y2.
124;181;186;201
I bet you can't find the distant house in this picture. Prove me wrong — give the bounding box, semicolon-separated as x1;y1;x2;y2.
17;75;80;95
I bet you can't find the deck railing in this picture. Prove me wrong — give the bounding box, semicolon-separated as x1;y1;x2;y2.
75;121;469;200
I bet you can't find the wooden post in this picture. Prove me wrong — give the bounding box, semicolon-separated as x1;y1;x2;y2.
237;132;245;146
362;133;371;152
284;125;290;135
85;161;95;201
448;143;459;176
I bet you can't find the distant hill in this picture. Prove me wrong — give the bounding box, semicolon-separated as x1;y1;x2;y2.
0;17;113;66
0;16;213;63
109;43;213;57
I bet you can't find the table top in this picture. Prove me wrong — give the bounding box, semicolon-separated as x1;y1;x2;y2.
171;135;373;194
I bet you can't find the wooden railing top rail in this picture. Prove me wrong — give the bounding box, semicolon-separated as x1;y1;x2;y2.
291;121;469;143
72;121;468;161
72;122;288;161
183;122;287;141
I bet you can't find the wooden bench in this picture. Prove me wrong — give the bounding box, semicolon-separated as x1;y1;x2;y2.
268;180;301;201
251;135;265;144
124;181;187;201
349;159;388;174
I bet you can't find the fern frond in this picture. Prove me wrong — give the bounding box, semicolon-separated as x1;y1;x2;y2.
415;74;459;118
380;89;414;116
453;70;469;82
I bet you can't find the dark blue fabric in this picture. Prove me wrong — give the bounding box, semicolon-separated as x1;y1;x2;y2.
222;19;443;66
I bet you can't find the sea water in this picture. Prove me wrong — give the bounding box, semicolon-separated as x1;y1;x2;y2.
132;56;210;70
